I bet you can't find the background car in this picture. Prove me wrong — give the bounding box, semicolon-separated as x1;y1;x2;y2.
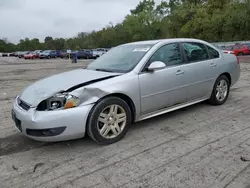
92;48;108;58
230;44;250;56
14;51;20;57
24;51;40;59
70;49;94;59
59;50;71;58
2;53;8;57
19;51;30;58
24;52;32;59
242;43;250;50
213;45;235;54
39;50;57;59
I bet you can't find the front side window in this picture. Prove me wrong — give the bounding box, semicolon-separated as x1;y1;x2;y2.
182;42;209;63
148;43;183;67
87;44;154;73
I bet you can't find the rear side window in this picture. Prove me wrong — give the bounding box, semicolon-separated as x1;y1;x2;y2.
182;42;209;63
207;45;219;59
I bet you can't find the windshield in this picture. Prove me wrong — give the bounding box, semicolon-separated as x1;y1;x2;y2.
86;43;154;73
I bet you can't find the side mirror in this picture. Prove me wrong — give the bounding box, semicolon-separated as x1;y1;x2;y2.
147;61;166;71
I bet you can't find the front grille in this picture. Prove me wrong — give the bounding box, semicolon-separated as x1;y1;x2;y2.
17;98;31;111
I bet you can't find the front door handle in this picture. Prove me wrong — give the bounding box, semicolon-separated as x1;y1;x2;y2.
176;70;184;75
210;63;217;67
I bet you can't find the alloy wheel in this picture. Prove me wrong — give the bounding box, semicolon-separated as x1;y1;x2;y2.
216;79;228;101
97;104;127;139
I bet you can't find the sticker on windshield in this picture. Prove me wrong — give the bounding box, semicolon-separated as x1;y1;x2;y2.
133;47;150;52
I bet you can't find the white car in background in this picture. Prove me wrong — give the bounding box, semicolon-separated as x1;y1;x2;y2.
92;48;108;58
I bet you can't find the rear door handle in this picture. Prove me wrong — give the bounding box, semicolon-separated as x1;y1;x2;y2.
210;63;217;67
176;70;184;75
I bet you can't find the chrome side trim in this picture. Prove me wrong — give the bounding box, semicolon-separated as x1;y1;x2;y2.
136;97;209;122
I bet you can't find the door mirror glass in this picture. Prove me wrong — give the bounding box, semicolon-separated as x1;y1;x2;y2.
147;61;166;71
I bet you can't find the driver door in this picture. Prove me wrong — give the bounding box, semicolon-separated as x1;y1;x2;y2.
138;43;188;114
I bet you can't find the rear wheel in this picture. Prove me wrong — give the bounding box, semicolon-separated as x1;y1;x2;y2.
87;97;132;145
238;52;243;56
208;75;230;105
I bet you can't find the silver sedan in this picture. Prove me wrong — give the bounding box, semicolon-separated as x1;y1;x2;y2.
11;38;240;144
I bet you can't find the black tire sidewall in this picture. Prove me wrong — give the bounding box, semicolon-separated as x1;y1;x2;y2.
87;97;132;145
210;75;230;105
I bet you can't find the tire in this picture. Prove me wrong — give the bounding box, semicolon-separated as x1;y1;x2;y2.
208;75;230;105
237;52;243;56
87;97;132;145
48;56;51;59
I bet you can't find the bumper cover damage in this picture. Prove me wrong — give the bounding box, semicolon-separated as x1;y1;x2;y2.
12;79;114;142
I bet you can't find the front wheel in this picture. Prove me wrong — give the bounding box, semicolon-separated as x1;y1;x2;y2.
208;75;230;105
87;97;132;145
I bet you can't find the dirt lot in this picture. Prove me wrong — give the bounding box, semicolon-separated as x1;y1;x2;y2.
0;57;250;188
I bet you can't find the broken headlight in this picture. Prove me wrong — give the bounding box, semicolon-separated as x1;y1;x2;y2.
38;93;81;111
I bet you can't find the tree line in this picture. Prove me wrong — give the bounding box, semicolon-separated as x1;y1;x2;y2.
1;0;250;52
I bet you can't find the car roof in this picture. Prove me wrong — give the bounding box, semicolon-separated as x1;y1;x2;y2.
124;38;208;45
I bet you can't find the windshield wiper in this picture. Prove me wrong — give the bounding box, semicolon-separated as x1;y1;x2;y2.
95;68;115;73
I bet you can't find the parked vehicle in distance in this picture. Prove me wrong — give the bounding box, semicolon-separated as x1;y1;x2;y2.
82;49;94;59
19;51;30;58
11;38;240;144
9;52;15;57
34;50;43;55
70;49;94;59
92;48;108;58
55;50;62;57
242;43;250;50
2;53;8;57
14;51;20;57
24;52;32;59
39;50;57;59
1;52;15;57
24;51;40;59
59;50;71;58
213;45;235;54
15;51;20;57
230;44;250;56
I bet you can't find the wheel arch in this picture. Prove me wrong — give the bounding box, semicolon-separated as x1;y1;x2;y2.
105;93;136;122
219;72;231;86
90;93;136;123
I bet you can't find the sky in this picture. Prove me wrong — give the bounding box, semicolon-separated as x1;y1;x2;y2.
0;0;161;44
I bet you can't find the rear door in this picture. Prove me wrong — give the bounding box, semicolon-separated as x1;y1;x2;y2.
180;42;219;101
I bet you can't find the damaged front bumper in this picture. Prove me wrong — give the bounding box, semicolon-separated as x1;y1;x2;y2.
11;96;94;142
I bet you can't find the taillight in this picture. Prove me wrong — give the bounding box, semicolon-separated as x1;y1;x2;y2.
236;56;240;64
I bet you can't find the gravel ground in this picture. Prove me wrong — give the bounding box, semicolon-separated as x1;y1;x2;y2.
0;57;250;188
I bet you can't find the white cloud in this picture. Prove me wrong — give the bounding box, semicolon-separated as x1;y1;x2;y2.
0;0;162;43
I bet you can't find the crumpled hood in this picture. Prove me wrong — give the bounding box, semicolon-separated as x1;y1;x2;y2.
19;68;120;106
